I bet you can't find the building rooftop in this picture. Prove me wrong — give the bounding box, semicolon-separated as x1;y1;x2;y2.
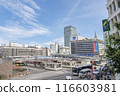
71;38;104;43
64;25;76;29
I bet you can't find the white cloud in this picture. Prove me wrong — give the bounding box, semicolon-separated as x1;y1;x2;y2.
44;37;64;46
22;0;40;10
0;0;40;22
0;25;50;39
0;38;9;45
0;0;51;43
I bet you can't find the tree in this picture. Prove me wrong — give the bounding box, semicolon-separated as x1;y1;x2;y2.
105;22;120;73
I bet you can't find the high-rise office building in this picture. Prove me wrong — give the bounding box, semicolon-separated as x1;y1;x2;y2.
50;42;59;55
106;0;120;34
64;25;77;47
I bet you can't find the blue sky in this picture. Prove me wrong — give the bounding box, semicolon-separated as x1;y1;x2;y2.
0;0;108;47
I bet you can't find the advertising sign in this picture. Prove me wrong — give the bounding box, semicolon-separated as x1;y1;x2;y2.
94;42;98;53
102;19;110;32
72;36;76;40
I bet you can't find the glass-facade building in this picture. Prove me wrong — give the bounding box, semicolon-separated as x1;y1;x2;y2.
64;26;77;47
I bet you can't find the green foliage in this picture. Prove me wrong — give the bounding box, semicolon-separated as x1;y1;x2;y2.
114;21;120;30
0;56;2;58
105;22;120;73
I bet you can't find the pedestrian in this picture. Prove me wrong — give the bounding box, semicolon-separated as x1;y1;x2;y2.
103;75;106;80
87;74;91;80
107;74;110;80
110;70;112;75
93;74;96;80
101;72;103;78
108;75;111;80
96;74;99;80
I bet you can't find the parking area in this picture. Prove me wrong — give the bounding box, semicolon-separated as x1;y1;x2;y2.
10;64;115;80
10;66;82;80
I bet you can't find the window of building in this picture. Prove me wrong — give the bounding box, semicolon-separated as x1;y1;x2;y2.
110;5;112;14
118;1;120;8
113;2;116;11
115;16;117;21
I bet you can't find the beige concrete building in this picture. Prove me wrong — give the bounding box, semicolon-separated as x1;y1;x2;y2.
106;0;120;34
9;42;22;47
0;42;43;57
98;43;105;56
42;47;51;56
0;46;43;57
59;46;70;55
45;62;62;71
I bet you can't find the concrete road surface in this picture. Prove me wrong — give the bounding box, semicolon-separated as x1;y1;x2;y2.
10;66;81;80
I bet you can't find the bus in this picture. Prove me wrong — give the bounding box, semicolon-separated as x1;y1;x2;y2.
72;65;92;75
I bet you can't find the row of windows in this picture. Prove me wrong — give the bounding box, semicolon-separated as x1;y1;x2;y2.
72;49;99;52
118;1;120;8
71;48;94;50
71;45;93;47
71;50;95;53
76;42;93;44
71;47;94;50
109;1;120;15
71;43;96;46
77;46;94;48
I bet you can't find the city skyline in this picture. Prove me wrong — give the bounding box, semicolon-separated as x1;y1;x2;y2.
0;0;108;47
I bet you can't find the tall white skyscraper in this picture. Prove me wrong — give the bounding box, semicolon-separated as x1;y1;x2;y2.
50;42;59;55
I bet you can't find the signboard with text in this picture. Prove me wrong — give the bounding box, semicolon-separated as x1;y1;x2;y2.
102;19;110;32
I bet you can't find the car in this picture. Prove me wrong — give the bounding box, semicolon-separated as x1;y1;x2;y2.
79;69;91;78
65;76;72;80
93;69;100;74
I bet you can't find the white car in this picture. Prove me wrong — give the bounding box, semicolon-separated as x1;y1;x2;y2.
79;69;91;78
93;69;100;74
66;76;72;80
